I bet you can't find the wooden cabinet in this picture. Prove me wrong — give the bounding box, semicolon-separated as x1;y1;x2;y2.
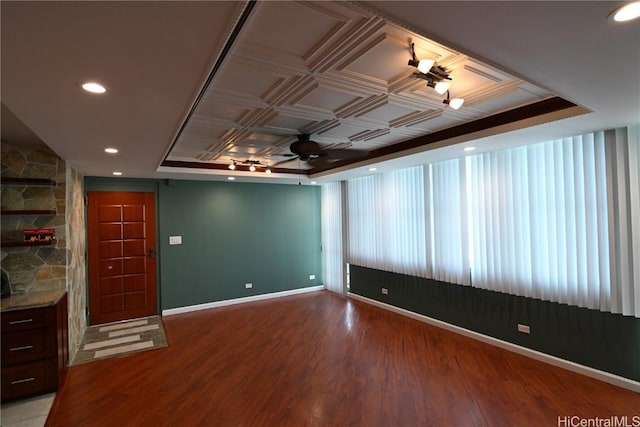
1;293;68;402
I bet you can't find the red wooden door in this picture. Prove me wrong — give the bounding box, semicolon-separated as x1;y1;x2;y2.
87;192;157;325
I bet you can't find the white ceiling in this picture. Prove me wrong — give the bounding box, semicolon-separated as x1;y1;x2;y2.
2;1;638;185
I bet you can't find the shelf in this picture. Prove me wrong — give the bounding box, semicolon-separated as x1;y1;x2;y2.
1;240;54;248
1;177;56;187
1;210;57;216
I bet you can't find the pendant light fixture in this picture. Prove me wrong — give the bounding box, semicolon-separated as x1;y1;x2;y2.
408;42;464;109
228;159;273;174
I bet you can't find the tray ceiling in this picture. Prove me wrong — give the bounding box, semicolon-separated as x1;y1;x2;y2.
162;1;579;176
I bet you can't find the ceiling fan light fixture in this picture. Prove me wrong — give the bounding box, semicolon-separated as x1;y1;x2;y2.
434;81;451;95
611;1;640;22
249;165;256;172
417;59;435;74
449;98;464;110
265;168;271;174
228;162;236;170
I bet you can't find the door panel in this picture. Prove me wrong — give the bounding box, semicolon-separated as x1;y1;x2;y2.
99;259;123;276
99;241;123;258
99;223;122;240
99;205;122;221
88;192;157;325
123;222;145;239
123;257;145;274
123;240;144;256
124;275;146;292
100;277;124;295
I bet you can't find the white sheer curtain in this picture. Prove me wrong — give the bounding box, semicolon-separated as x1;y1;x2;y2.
467;128;639;316
347;166;428;277
429;159;470;285
321;182;345;294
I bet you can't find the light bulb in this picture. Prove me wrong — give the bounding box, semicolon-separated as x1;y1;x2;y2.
228;163;236;170
434;81;451;95
612;1;640;22
265;168;272;174
417;59;435;74
82;82;107;94
249;165;256;172
449;98;464;110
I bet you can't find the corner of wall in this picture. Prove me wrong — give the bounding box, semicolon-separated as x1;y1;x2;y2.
65;164;87;360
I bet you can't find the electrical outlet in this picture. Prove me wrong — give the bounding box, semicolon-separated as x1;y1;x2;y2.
245;283;252;289
309;274;315;280
381;288;388;295
517;324;530;334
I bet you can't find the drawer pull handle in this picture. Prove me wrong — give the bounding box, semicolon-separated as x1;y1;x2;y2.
9;319;33;325
11;377;35;385
10;345;34;352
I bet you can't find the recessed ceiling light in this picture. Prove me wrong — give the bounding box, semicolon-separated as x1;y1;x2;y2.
112;171;123;176
104;148;118;154
227;177;235;181
82;82;107;94
611;1;640;22
464;147;476;151
369;167;377;171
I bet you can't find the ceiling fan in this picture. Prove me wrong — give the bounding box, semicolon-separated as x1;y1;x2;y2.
271;134;367;167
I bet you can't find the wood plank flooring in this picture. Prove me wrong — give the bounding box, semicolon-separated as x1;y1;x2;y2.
46;291;639;426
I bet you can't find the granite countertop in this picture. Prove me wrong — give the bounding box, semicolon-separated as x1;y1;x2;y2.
0;289;67;312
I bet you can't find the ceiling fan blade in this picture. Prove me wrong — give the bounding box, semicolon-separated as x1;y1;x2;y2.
307;156;332;167
271;156;300;167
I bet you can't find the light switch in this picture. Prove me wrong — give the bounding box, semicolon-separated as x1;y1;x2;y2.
169;235;182;245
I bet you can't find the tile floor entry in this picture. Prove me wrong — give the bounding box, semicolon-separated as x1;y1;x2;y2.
71;315;168;365
0;393;55;427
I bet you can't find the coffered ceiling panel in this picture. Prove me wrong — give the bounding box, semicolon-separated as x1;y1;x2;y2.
162;0;579;177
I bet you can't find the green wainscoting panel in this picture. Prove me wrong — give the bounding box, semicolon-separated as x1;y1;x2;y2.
350;265;640;382
157;180;322;309
84;177;322;311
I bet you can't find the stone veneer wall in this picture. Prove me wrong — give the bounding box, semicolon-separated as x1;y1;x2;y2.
2;140;89;360
1;141;68;292
66;165;87;357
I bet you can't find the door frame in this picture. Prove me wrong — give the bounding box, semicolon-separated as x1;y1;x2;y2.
83;179;161;325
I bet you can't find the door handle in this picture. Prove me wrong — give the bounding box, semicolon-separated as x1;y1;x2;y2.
147;247;156;258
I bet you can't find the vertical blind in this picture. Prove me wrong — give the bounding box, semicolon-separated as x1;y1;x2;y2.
429;159;470;285
467;133;612;311
321;182;344;294
347;166;428;277
321;126;639;317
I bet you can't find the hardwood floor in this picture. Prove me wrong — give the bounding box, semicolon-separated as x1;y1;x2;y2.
47;291;639;426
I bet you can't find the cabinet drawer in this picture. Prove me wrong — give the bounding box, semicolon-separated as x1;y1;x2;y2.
1;360;49;401
1;328;51;366
1;307;52;333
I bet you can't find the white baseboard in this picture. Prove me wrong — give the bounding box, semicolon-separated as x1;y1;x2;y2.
162;285;325;316
348;293;640;393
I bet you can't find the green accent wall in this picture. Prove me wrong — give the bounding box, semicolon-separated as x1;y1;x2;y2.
85;177;322;310
350;265;640;382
